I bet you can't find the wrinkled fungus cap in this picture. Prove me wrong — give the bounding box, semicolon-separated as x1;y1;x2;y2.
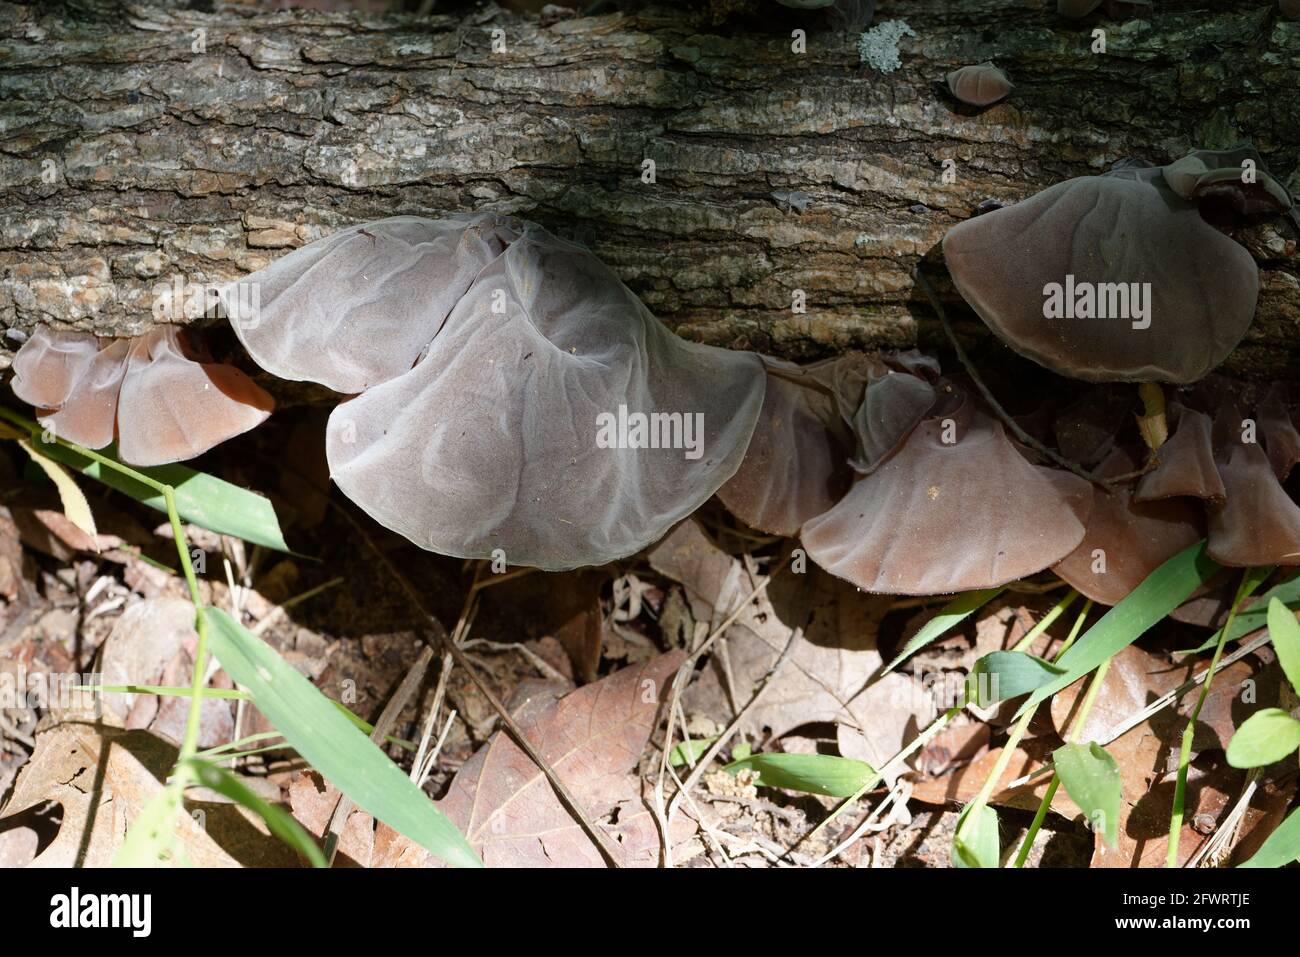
229;216;766;570
717;357;853;536
1053;446;1204;605
1206;403;1300;567
1134;402;1225;503
942;170;1259;384
10;326;272;466
801;390;1091;595
945;63;1012;107
1162;147;1293;227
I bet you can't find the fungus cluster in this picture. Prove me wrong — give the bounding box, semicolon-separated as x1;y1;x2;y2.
9;325;273;467
941;146;1298;607
721;353;1093;595
220;214;766;571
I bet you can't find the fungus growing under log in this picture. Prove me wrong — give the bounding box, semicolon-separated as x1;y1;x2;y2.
223;215;766;571
9;325;273;467
801;386;1092;595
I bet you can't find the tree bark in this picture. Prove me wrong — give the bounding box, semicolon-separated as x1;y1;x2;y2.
1;0;1298;378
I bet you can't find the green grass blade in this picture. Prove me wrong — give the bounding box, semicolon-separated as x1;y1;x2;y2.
1178;570;1296;654
1267;596;1300;696
1239;805;1300;868
32;438;290;553
724;753;875;797
1015;541;1218;719
969;651;1064;707
184;757;327;867
1053;742;1121;848
201;607;481;867
113;786;183;867
952;803;999;868
884;587;1003;673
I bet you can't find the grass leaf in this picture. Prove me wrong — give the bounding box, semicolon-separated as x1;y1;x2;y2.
1015;541;1218;718
724;752;875;797
32;438;290;553
969;651;1064;707
1178;571;1300;654
1225;709;1300;769
669;737;719;768
884;587;1003;673
952;803;999;868
1267;596;1300;697
113;786;183;867
1239;805;1300;868
183;757;327;867
1053;742;1121;848
201;607;480;867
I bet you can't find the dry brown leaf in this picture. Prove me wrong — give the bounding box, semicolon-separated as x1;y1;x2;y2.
374;652;685;868
0;725;238;867
0;505;23;601
650;519;919;748
99;597;234;748
288;771;373;867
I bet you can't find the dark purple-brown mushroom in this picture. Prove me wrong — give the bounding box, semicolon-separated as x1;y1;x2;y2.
223;215;766;570
946;63;1012;108
1134;402;1225;503
801;389;1092;595
1206;402;1300;567
1053;446;1204;605
1284;0;1300;20
942;167;1259;386
716;357;853;536
1162;147;1293;227
10;326;273;467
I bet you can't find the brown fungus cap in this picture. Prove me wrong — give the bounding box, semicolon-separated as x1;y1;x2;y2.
801;390;1091;595
1162;147;1293;227
942;170;1259;384
10;326;272;466
1134;402;1225;503
230;216;766;570
1206;403;1300;567
717;358;853;536
945;63;1012;107
1284;0;1300;20
1053;446;1204;605
221;215;516;395
716;351;939;535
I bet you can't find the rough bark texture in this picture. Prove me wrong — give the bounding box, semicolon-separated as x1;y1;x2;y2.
1;0;1298;378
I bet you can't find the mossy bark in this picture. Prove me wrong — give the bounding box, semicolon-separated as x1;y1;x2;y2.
1;0;1297;377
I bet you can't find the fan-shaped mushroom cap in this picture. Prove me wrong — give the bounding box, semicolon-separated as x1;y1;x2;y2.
1162;147;1293;226
234;218;766;570
116;328;274;467
942;171;1259;384
221;214;517;395
848;364;939;472
801;394;1091;595
1258;384;1300;481
1134;403;1225;503
717;358;852;536
945;63;1012;107
10;326;100;410
33;338;130;450
1053;447;1204;605
1284;0;1300;20
10;326;272;465
1207;404;1300;567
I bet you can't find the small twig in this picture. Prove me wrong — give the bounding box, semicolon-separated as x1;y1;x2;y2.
913;267;1100;486
333;504;626;868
